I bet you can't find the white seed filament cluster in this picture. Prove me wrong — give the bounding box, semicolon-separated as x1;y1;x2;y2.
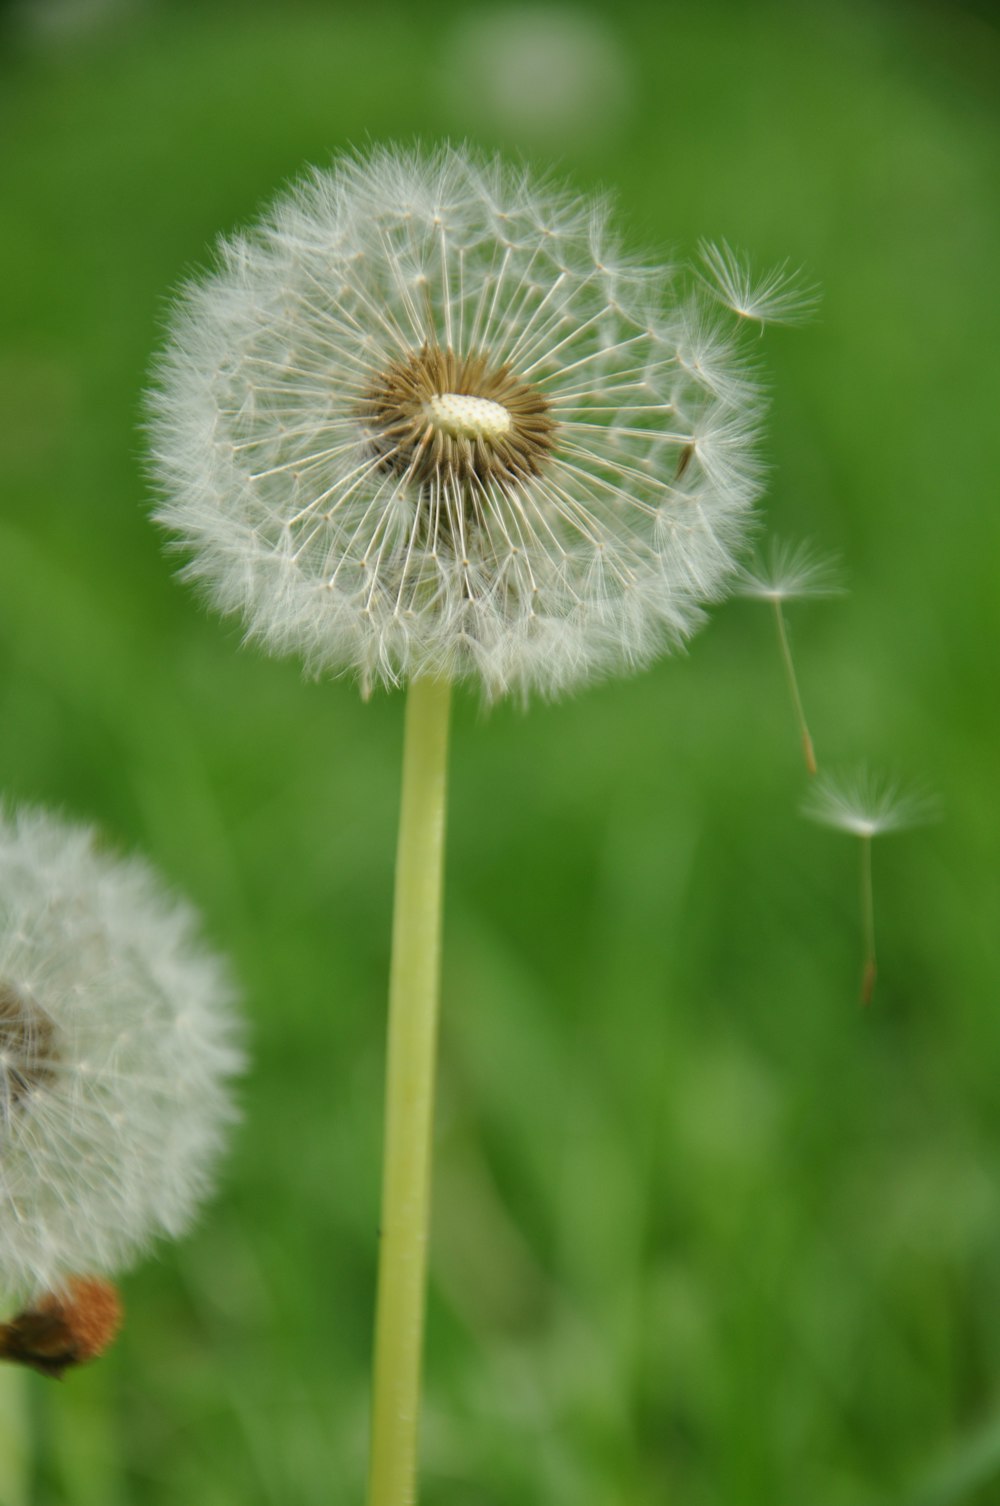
150;147;766;698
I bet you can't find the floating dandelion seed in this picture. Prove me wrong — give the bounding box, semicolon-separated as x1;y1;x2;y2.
737;537;842;774
804;768;935;1004
699;240;819;327
148;145;768;701
804;767;934;838
0;806;242;1305
737;536;842;605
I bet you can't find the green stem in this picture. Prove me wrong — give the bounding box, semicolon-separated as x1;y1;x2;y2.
367;676;452;1506
0;1362;30;1506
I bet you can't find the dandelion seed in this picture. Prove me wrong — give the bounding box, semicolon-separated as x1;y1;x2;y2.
148;145;771;701
0;806;242;1305
804;769;935;1004
698;240;819;327
804;767;935;839
737;537;843;604
737;538;843;775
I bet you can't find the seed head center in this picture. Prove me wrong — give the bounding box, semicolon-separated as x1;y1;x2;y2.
424;392;513;443
0;981;58;1118
359;344;556;490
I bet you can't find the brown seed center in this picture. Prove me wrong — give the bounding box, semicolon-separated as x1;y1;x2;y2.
0;980;58;1117
358;344;556;490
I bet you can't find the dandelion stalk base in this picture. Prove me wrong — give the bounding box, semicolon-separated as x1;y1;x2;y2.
368;676;452;1506
0;1358;30;1506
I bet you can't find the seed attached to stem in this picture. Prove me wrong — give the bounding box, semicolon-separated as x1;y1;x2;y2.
803;769;935;1005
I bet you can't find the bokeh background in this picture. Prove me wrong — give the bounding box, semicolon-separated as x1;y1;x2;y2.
2;1;998;1502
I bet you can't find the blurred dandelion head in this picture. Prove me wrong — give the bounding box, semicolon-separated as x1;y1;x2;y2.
149;146;771;699
0;981;58;1113
0;806;242;1304
441;8;631;145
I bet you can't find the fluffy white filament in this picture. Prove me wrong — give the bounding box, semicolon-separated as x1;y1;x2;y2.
149;145;770;699
0;807;242;1303
803;769;936;838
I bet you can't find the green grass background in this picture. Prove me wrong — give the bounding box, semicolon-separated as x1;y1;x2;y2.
1;0;998;1501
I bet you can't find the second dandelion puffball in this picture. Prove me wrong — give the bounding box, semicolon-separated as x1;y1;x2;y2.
0;807;242;1304
149;146;769;699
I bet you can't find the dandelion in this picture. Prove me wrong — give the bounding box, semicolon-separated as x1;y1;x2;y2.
146;145;787;1506
0;805;242;1308
148;145;766;702
699;239;819;327
737;537;842;773
804;768;935;1003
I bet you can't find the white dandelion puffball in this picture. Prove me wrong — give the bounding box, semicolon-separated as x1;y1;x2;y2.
150;145;770;699
0;807;242;1304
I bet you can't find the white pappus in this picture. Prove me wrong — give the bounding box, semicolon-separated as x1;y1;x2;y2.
147;145;786;700
0;806;242;1305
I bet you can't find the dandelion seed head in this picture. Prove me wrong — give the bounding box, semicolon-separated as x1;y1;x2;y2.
149;146;774;699
803;768;936;839
737;537;843;603
0;806;242;1304
698;240;819;327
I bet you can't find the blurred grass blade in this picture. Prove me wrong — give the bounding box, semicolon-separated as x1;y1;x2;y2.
897;1413;1000;1506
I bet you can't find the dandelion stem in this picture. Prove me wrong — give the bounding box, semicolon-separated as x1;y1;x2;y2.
368;675;452;1506
0;1361;31;1506
859;833;877;1006
771;598;817;775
